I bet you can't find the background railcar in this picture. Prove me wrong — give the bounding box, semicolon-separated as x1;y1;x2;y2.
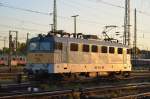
3;56;18;66
132;59;150;70
17;56;26;66
0;55;26;66
26;34;132;78
0;56;5;65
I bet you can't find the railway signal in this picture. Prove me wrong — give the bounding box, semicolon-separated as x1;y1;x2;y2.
8;30;18;71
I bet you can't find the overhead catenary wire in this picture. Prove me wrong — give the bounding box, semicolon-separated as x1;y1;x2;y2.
60;0;150;35
88;0;150;17
0;1;150;35
0;15;49;27
0;24;47;33
0;1;144;30
0;1;150;23
0;2;50;15
0;1;150;34
61;0;122;21
0;2;120;25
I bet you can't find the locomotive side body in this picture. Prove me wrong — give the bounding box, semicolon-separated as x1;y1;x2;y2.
26;36;131;77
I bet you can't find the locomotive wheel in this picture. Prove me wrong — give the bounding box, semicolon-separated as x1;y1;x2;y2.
108;72;123;79
122;72;130;78
61;73;79;81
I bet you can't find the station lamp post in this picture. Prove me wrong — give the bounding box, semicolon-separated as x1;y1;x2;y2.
71;15;79;38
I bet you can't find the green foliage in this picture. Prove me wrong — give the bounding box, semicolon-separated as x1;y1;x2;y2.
3;47;9;54
2;42;27;55
17;42;27;55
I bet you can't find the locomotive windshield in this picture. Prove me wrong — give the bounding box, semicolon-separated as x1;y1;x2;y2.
29;41;54;52
29;42;39;51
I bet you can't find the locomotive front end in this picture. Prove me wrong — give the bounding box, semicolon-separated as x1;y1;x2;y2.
26;36;55;77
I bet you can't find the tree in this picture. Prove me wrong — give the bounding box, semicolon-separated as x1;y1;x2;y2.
17;42;27;55
1;42;27;55
3;47;9;55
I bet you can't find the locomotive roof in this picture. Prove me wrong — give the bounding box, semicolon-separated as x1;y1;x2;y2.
30;36;130;48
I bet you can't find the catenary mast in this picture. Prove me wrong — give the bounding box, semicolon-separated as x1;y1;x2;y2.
53;0;57;32
124;0;131;46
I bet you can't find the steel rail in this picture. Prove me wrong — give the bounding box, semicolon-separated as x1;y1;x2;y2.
0;83;150;99
113;92;150;99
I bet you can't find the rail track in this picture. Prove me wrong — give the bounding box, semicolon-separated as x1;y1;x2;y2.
0;83;150;99
0;70;149;89
113;92;150;99
0;67;149;99
0;74;150;94
59;71;150;85
0;66;25;82
0;66;23;73
0;83;32;92
0;69;148;84
0;73;24;80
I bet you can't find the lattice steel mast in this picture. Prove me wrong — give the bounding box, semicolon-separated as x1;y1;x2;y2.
53;0;57;32
124;0;131;46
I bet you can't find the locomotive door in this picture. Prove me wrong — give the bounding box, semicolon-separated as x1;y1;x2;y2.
62;40;69;63
123;48;127;64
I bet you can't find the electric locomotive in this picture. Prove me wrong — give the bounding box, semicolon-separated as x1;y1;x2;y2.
26;31;132;79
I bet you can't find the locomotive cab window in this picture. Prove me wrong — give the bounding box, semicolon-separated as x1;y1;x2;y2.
29;41;54;51
101;46;108;53
92;45;98;53
40;42;51;51
118;48;123;54
55;42;63;50
109;47;115;54
70;43;78;51
83;44;90;52
29;42;39;51
127;49;130;54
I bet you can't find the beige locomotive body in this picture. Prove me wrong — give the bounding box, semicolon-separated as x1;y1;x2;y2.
27;36;131;77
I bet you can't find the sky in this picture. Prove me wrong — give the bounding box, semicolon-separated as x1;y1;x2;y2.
0;0;150;50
